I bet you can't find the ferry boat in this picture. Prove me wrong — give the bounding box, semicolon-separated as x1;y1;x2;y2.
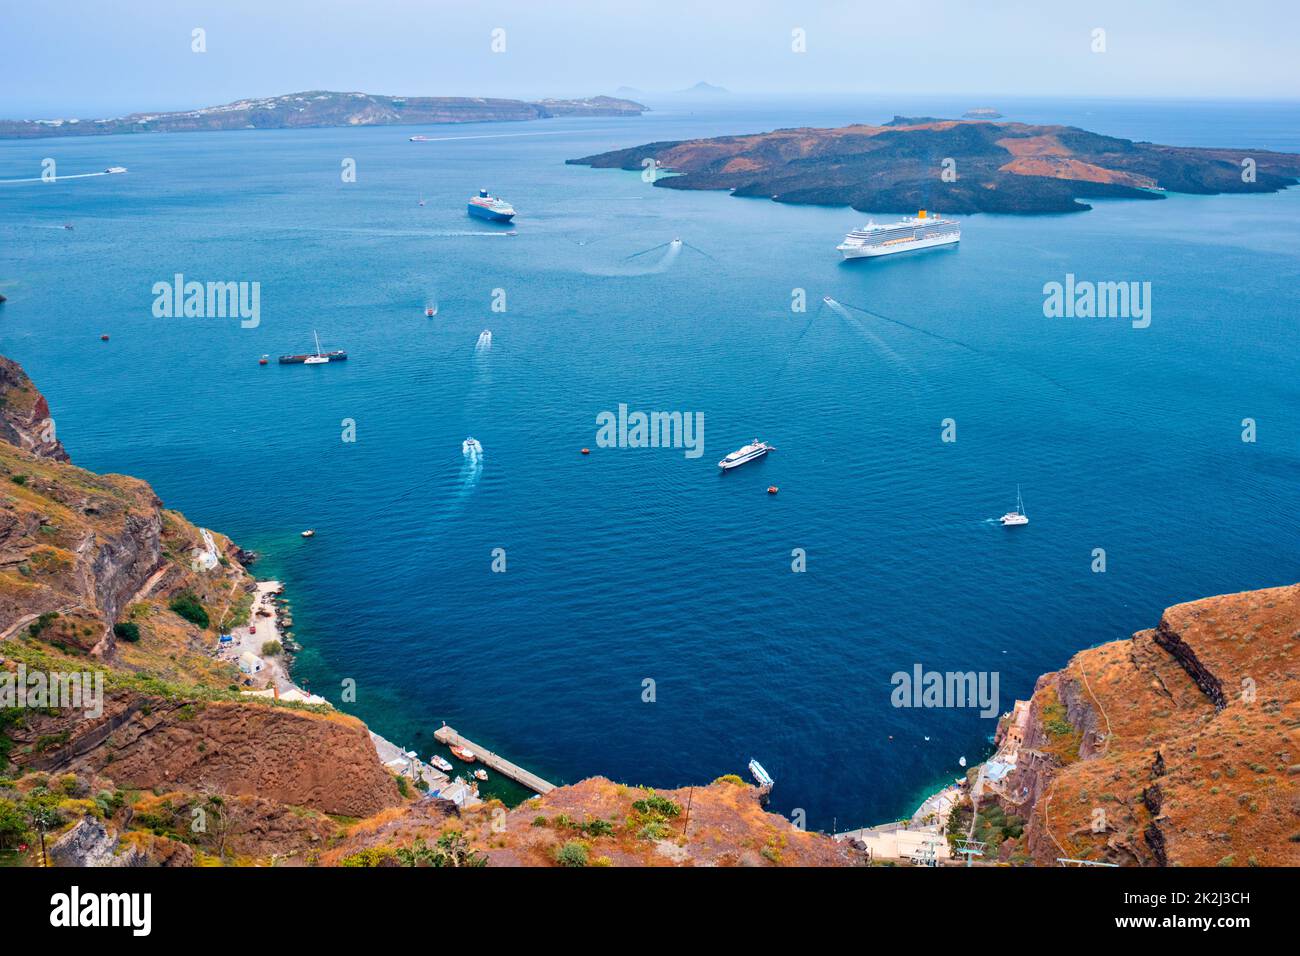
837;210;960;259
748;758;774;788
718;439;774;470
429;755;454;773
467;188;515;222
449;745;476;763
279;331;347;365
1000;485;1029;526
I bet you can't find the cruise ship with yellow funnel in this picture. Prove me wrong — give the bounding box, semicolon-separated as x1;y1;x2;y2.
837;210;960;259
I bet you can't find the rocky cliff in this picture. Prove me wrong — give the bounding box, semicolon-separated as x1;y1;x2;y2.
981;585;1300;866
0;356;68;462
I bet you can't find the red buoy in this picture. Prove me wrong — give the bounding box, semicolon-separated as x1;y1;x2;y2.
767;486;779;495
580;448;590;455
100;334;110;341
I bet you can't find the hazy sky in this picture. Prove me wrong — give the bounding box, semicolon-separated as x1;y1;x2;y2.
2;0;1295;116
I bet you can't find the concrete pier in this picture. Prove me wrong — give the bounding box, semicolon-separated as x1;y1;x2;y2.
434;724;556;794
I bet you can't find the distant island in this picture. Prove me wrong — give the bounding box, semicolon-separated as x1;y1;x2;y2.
963;107;1002;119
568;115;1300;214
0;90;647;140
679;81;729;95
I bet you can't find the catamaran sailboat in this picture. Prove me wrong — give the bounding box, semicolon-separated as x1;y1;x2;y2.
279;330;347;365
1000;485;1029;526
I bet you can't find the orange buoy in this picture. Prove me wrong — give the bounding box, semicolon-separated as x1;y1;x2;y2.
767;486;779;494
100;334;109;341
580;448;590;455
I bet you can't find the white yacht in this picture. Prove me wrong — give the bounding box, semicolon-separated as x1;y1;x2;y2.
838;210;960;259
429;755;454;773
718;439;774;470
1000;485;1029;526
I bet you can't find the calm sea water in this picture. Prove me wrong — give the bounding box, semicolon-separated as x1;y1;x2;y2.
3;95;1298;828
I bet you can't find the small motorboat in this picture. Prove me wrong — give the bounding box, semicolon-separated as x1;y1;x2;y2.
258;354;269;365
99;334;110;341
430;755;453;773
767;486;779;495
473;769;488;782
425;306;436;317
462;437;483;457
581;447;590;455
449;745;476;763
301;529;315;538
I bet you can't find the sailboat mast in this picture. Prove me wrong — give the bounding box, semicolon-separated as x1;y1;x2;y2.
314;330;322;357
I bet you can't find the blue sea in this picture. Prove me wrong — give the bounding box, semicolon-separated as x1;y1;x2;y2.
2;94;1298;829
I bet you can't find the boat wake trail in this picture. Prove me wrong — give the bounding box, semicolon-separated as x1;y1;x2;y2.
584;238;683;276
0;171;112;185
832;297;1081;401
823;297;928;399
459;440;484;497
426;230;517;238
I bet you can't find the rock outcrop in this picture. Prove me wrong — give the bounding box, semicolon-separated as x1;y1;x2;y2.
15;697;401;819
986;584;1300;867
0;356;69;462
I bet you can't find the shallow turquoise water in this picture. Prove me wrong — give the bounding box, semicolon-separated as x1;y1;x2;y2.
2;95;1298;828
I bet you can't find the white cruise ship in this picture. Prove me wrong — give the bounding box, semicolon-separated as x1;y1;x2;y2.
837;210;960;259
718;439;774;470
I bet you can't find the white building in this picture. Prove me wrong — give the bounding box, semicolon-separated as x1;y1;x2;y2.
238;652;264;675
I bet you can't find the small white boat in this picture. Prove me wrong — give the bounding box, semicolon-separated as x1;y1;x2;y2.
473;769;488;782
430;755;453;773
300;529;315;538
748;758;774;788
719;439;774;470
104;166;127;174
462;437;483;456
302;330;332;365
1000;485;1029;526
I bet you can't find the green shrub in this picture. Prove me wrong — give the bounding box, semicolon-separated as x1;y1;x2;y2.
555;840;589;867
113;622;141;643
27;612;59;639
261;640;283;657
168;592;210;629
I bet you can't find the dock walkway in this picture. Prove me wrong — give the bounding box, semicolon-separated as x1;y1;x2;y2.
434;724;555;794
